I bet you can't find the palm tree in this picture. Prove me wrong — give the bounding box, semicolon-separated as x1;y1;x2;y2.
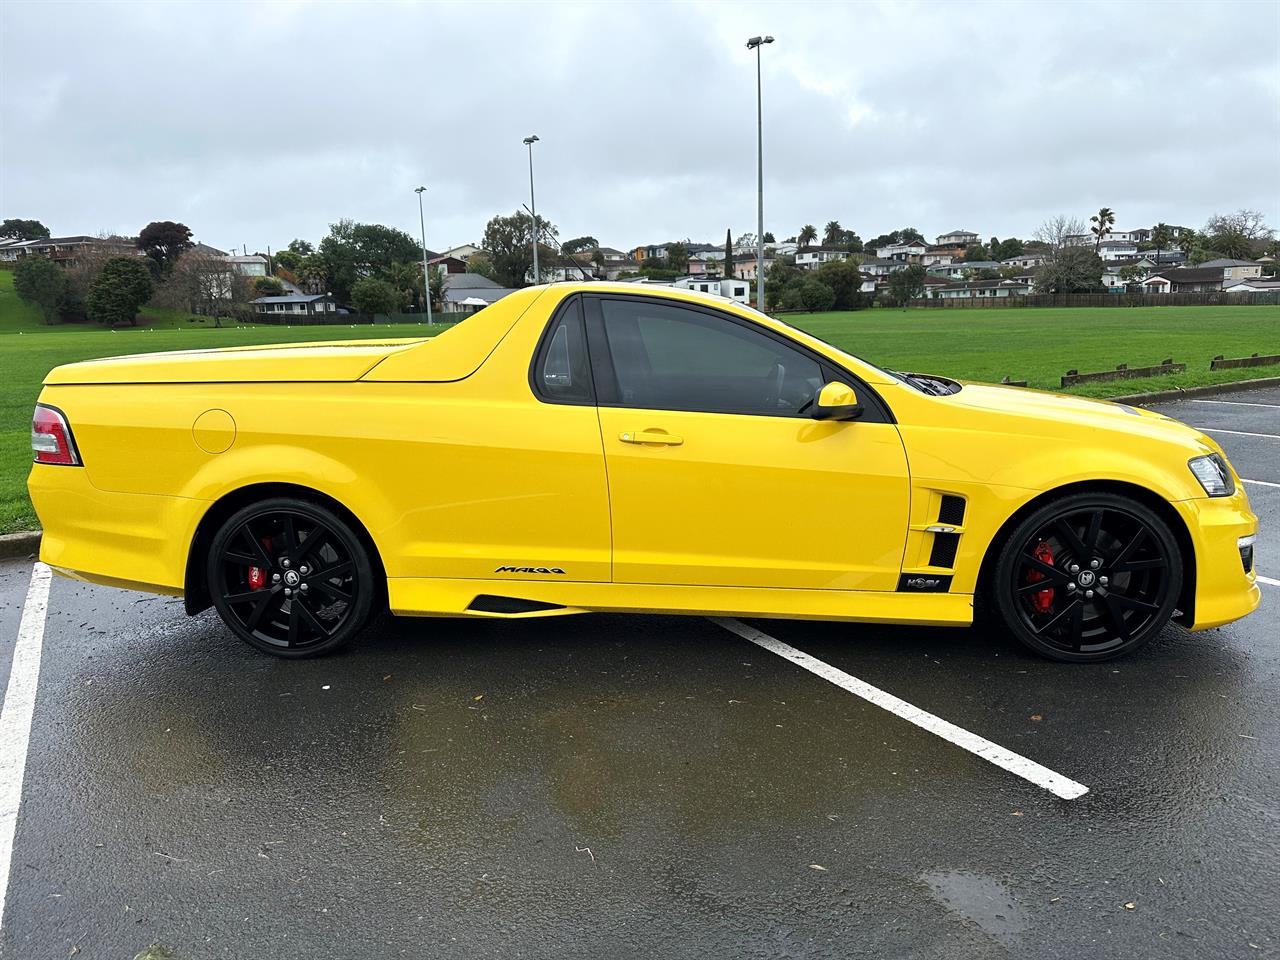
1177;230;1198;257
1090;207;1115;252
823;221;842;246
1151;222;1172;266
798;224;818;248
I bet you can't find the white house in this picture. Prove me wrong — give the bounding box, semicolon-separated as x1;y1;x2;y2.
1096;240;1139;261
251;293;336;316
935;230;979;246
922;251;954;266
673;276;751;304
795;246;850;270
874;239;926;260
860;257;907;277
226;254;268;277
1224;277;1280;293
1002;252;1047;270
933;279;1031;300
441;243;482;260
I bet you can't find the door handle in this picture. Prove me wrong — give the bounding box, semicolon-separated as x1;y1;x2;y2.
619;430;684;446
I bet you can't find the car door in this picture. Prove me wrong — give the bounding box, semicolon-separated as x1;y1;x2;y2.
585;294;910;591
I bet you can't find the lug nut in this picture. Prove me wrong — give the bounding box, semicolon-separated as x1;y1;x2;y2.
272;573;281;583
1069;563;1080;573
282;558;290;568
1085;589;1094;598
1099;576;1109;586
1067;583;1077;592
284;588;292;597
300;583;308;592
1090;558;1101;569
300;565;309;575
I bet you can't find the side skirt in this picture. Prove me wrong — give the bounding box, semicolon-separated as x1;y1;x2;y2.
387;577;975;627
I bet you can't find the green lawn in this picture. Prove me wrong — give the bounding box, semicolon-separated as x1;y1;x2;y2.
1;285;1277;534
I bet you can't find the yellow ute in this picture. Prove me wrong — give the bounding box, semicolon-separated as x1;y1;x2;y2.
29;282;1259;661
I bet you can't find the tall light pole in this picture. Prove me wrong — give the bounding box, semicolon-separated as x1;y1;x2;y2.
747;35;773;311
523;135;540;284
414;186;433;325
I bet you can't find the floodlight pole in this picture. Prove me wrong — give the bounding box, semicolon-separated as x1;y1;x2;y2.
414;186;433;325
523;135;540;284
747;35;774;310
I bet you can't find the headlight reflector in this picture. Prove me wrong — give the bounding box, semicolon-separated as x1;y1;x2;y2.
1188;453;1235;497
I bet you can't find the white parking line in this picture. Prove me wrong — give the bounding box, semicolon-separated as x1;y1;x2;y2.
711;617;1089;801
1258;575;1280;587
0;563;51;936
1243;478;1280;489
1198;428;1280;440
1190;399;1280;409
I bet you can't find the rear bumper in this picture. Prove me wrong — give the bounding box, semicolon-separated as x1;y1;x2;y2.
1174;492;1260;631
28;463;206;596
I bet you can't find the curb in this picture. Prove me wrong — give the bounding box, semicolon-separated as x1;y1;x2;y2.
1108;375;1280;406
0;530;41;562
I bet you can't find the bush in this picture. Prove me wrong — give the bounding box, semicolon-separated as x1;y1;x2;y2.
12;256;66;324
816;259;866;310
350;277;404;316
778;276;836;312
254;276;285;297
86;256;153;326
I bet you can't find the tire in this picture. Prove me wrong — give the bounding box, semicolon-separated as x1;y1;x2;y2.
991;492;1183;663
206;497;375;658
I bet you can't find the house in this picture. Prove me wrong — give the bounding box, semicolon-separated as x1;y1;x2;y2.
594;246;627;262
1;234;140;265
1199;258;1263;282
1002;252;1047;270
935;230;979;247
1224;277;1280;294
686;255;709;275
672;276;751;304
922;250;954;266
440;273;517;312
931;279;1031;300
225;254;268;277
1066;230;1138;246
860;256;908;277
251;294;337;317
767;241;799;256
1140;267;1229;294
1096;240;1139;261
874;239;927;261
733;253;775;280
795;246;850;270
927;260;1002;279
427;255;468;275
600;259;643;281
441;243;482;261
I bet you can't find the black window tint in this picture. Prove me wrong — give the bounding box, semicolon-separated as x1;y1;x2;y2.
599;299;824;416
535;300;593;402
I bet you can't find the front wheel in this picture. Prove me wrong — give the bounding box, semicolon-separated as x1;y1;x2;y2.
207;498;375;658
992;493;1183;662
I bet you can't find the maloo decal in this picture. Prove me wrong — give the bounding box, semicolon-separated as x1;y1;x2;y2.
495;565;566;575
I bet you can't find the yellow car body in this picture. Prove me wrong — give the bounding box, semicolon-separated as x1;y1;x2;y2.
29;282;1259;651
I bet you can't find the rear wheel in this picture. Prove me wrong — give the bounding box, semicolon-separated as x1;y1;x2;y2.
207;498;374;658
992;492;1182;662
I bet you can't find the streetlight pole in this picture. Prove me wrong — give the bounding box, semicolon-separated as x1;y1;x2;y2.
414;186;433;325
747;35;773;311
523;135;540;284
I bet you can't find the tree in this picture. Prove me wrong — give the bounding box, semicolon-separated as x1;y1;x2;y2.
763;232;775;243
1;218;51;241
481;210;558;288
287;239;314;256
137;221;194;274
1035;215;1088;252
428;268;446;310
153;247;237;320
86;256;153;326
1177;230;1199;256
466;252;496;279
887;265;927;306
296;255;329;294
736;232;756;251
385;259;423;310
12;256;67;323
961;243;991;263
560;236;599;255
724;229;733;275
1151;223;1172;264
1089;207;1115;252
1203;209;1274;260
798;224;818;248
816;258;866;309
275;249;304;272
823;221;842;246
254;276;285;297
317;219;423;302
764;258;802;309
350;277;404;316
1033;246;1104;294
992;237;1024;261
779;276;836;313
666;241;689;273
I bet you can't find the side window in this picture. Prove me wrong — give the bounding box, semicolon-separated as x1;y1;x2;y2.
597;299;824;417
533;298;593;403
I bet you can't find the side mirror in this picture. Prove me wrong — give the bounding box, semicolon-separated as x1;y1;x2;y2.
810;381;864;421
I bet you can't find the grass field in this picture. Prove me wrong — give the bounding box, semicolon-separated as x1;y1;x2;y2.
1;267;1277;533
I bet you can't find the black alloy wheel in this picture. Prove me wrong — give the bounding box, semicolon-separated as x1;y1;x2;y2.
207;498;375;658
993;492;1182;662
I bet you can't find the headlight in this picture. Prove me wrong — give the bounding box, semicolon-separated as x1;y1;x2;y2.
1188;453;1236;497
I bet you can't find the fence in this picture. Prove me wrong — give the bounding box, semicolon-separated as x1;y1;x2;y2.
904;291;1280;309
246;310;470;326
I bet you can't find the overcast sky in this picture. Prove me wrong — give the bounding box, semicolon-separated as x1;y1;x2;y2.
2;0;1278;254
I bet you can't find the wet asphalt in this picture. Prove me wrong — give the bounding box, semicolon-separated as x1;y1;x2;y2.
0;386;1277;960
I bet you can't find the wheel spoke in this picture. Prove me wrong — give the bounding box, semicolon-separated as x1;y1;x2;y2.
1021;554;1071;584
223;550;259;567
1033;597;1083;636
239;521;273;568
282;515;299;554
1106;591;1161;614
244;589;280;630
1113;556;1167;573
1100;592;1131;642
287;602;300;646
1054;518;1090;561
224;589;267;606
1110;528;1148;568
295;530;328;564
310;578;351;603
1067;600;1085;648
1083;510;1104;551
294;597;330;638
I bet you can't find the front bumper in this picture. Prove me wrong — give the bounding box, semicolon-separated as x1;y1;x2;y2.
1174;490;1261;631
28;463;206;596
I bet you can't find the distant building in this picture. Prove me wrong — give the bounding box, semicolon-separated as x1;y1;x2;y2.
0;234;140;265
225;254;268;277
861;257;909;277
672;276;751;304
930;279;1031;300
874;239;927;261
251;293;337;316
1224;277;1280;294
441;273;516;312
441;243;482;260
795;246;850;270
935;230;980;246
427;255;468;276
1002;252;1047;270
1199;258;1263;282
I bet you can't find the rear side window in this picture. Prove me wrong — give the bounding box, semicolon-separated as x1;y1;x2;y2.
532;297;593;403
597;298;824;417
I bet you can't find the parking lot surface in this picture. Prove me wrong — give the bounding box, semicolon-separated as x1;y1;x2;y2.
1;386;1276;959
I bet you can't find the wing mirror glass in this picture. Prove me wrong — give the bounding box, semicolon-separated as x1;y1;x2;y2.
810;381;864;421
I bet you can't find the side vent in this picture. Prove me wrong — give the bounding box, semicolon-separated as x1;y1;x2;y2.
938;495;966;526
929;532;960;569
467;595;566;614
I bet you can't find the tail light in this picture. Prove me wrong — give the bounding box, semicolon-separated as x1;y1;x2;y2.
31;404;81;466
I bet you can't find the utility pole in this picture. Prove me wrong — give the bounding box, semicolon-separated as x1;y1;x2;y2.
747;35;774;310
523;135;540;283
414;186;433;325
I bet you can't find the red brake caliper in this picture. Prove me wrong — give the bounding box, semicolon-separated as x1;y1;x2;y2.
248;536;272;590
1027;541;1056;613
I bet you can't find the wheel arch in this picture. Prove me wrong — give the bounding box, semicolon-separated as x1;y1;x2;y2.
976;479;1197;626
184;482;388;616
